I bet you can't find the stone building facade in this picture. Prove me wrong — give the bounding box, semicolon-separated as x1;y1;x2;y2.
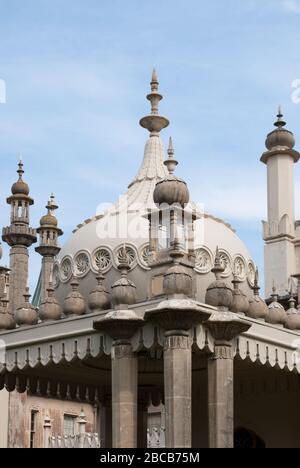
1;71;300;448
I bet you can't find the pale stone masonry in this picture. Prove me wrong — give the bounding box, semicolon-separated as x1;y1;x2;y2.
1;72;300;449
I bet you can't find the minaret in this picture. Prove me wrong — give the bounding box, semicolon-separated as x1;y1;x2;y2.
2;160;37;313
261;109;300;298
35;194;63;303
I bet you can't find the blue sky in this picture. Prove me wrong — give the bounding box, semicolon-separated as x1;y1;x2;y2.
0;0;300;292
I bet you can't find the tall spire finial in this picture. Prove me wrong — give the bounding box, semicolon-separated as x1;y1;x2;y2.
274;106;286;128
17;158;24;179
253;268;260;295
151;68;159;93
139;69;169;136
211;247;225;279
164;137;178;175
46;193;58;214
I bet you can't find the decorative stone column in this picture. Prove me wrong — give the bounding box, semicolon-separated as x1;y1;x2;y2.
205;248;251;449
94;247;144;448
206;312;250;449
164;330;192;448
2;160;37;313
145;246;212;448
111;340;138;448
35;195;63;303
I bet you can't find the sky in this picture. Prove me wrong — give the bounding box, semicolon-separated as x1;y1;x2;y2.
0;0;300;292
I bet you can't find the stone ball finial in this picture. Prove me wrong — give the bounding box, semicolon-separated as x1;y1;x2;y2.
231;276;249;315
11;159;30;196
39;283;62;322
266;285;286;325
205;247;233;310
265;108;295;151
112;247;137;308
284;294;300;330
0;294;15;330
247;268;268;320
88;269;111;312
163;242;192;298
153;138;190;208
15;287;38;327
63;277;86;317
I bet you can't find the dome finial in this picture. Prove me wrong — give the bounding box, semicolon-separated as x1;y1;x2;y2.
46;193;58;214
151;68;159;92
253;267;260;295
212;247;224;279
139;69;169;135
274;106;286;128
17;157;24;179
164;137;178;175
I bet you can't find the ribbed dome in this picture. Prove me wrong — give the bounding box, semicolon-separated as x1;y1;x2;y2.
154;176;190;207
52;74;256;310
153;137;190;207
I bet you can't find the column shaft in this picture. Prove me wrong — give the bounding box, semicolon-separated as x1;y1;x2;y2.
111;342;138;448
9;246;28;313
41;256;54;302
207;345;234;448
164;332;191;448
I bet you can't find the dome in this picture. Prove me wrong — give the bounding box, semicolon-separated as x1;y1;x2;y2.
11;179;29;196
53;133;256;308
265;129;295;151
153;176;190;207
11;160;30;196
40;213;58;227
51;75;256;310
265;110;295;151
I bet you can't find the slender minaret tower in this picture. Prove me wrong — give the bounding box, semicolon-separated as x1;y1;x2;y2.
261;109;300;298
2;160;37;313
35;194;63;303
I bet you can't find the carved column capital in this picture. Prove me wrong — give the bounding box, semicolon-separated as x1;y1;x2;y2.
164;330;190;351
111;340;133;360
206;310;251;343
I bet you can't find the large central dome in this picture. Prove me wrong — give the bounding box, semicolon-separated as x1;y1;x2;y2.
53;72;255;306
